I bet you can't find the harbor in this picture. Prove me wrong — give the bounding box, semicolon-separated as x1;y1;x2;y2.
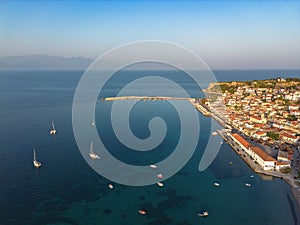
100;95;300;216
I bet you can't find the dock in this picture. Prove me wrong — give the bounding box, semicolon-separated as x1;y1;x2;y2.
101;96;191;101
188;99;211;116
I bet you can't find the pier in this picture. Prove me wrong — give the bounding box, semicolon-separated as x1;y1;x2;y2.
188;99;211;116
101;96;191;101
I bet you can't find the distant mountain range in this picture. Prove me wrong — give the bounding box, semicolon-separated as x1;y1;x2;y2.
0;55;94;69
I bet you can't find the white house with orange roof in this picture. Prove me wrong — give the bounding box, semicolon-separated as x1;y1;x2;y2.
250;115;267;124
253;131;268;140
248;146;276;170
280;132;299;144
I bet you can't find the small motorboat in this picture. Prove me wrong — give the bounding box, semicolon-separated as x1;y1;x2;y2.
245;183;251;187
198;210;209;217
138;209;147;215
108;184;114;189
229;161;233;165
150;164;157;169
250;175;254;178
157;173;163;179
214;182;220;187
157;182;164;187
212;131;218;136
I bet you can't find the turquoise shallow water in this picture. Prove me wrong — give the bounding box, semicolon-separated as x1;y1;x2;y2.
0;69;300;225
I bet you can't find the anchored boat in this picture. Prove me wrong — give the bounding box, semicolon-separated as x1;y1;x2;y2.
198;210;209;217
150;164;157;169
157;182;164;187
33;148;41;168
214;182;220;187
50;121;57;135
89;141;100;159
212;131;218;136
138;210;147;215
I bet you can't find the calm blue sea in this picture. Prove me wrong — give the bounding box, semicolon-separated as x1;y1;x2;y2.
0;69;300;225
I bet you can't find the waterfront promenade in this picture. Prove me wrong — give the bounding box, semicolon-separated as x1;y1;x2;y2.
218;128;300;211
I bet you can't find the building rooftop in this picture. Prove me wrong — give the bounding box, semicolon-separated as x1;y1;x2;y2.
231;133;251;149
250;146;276;162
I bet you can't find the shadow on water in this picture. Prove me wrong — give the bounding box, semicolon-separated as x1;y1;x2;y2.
136;188;193;225
286;191;300;225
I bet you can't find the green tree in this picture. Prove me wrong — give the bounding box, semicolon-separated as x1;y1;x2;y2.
267;132;279;140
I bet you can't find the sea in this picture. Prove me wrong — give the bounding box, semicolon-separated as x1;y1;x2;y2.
0;69;300;225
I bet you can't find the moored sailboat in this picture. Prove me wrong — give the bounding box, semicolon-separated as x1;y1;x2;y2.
33;148;41;168
89;141;100;159
50;121;57;135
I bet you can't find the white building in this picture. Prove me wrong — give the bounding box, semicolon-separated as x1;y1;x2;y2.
248;146;276;170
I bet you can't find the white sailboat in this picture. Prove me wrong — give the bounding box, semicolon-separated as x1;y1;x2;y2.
50;121;57;135
33;148;41;168
89;141;100;159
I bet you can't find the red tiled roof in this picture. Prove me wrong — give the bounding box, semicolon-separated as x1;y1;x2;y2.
253;124;264;128
281;133;298;140
276;161;290;166
250;115;262;121
250;146;276;162
256;131;266;135
231;133;251;149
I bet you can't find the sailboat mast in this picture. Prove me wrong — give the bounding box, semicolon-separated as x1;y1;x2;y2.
90;141;93;154
33;148;36;161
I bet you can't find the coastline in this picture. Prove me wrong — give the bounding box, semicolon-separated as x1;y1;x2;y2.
103;96;300;216
189;100;300;217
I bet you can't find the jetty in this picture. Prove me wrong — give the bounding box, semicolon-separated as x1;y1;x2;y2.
101;96;191;101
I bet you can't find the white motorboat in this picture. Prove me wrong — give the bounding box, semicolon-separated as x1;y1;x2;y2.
150;164;157;169
214;182;220;187
245;183;251;187
198;210;209;217
157;182;164;187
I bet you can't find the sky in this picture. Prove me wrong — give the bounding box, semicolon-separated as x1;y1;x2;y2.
0;0;299;69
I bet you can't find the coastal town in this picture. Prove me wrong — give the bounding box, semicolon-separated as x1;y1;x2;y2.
190;77;300;206
103;78;300;208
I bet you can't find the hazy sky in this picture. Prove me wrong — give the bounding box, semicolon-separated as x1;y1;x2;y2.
0;0;299;69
